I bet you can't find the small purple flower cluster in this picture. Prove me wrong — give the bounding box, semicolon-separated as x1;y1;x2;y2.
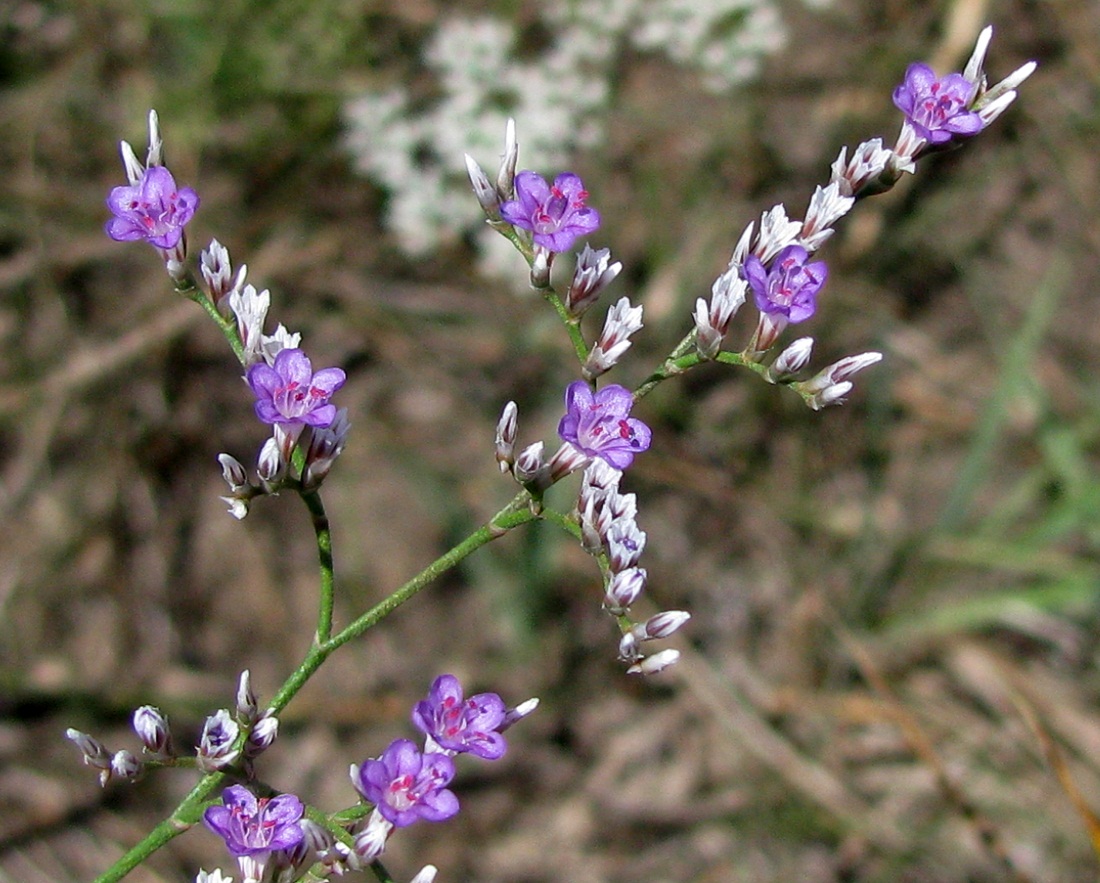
349;674;536;862
122;674;534;880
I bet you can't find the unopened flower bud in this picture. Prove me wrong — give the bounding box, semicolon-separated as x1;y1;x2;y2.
496;118;518;200
111;749;144;781
633;610;691;641
627;648;681;675
257;436;286;484
197;709;241;772
353;808;393;863
694;268;746;359
236;670;258;724
303;408;350;490
799;351;882;409
500;697;539;731
410;866;439;883
617;631;642;663
769;337;814;381
584;297;644;379
200;239;242;305
606;519;646;572
221;496;250;520
513;441;546;484
119;139;143;186
566;245;621;317
604;567;647;613
809;380;853;409
465;153;500;218
245;713;279;757
495;401;518;474
218;453;249;493
547;442;590;483
299;818;335;854
66;728;112;771
530;247;551;289
132;705;173;757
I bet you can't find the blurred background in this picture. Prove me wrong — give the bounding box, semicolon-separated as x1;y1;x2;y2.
2;0;1099;880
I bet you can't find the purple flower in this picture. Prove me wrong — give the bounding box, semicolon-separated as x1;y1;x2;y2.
558;381;651;470
500;171;600;252
412;674;507;760
202;785;305;858
355;739;459;828
246;348;346;428
892;62;983;144
742;245;827;324
105;165;199;249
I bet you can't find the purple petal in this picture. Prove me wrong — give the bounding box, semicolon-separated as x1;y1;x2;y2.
263;793;304;825
309;367;347;395
223;785;257;813
272;348;313;386
513;170;550;210
592;384;635;419
301;403;337;427
416;787;460;822
903;62;938;94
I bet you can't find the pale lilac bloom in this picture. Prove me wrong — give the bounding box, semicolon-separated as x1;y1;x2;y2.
500;171;600;252
558;382;651;470
105;165;199;249
202;785;305;858
353;739;459;828
246;348;346;429
412;674;508;760
743;244;827;324
892;63;983;145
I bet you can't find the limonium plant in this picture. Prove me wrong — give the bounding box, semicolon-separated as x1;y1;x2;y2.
67;25;1034;883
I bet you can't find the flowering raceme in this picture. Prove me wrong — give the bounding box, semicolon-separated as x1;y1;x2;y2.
105;165;199;249
246;348;346;429
558;381;652;470
892;63;984;144
500;171;600;252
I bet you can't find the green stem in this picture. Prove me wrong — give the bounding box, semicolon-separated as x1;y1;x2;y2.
91;772;227;883
183;286;246;365
300;489;336;642
266;490;537;716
